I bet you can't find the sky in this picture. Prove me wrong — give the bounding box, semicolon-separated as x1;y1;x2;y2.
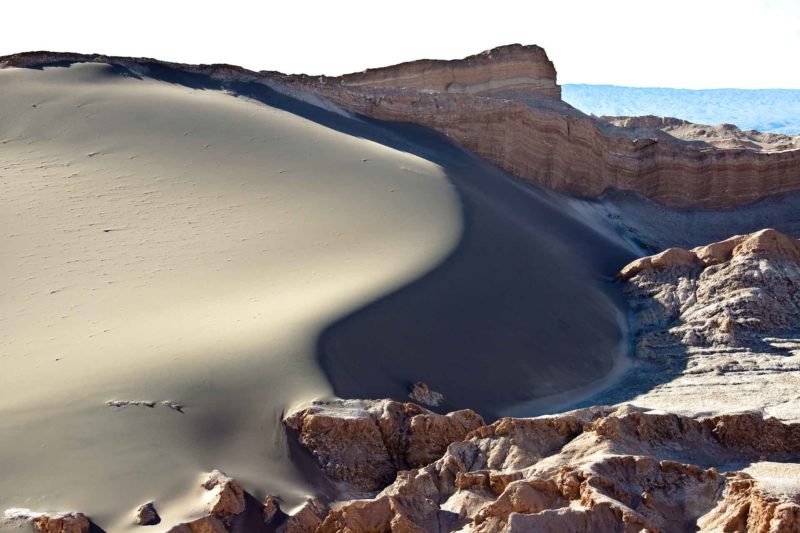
3;0;800;89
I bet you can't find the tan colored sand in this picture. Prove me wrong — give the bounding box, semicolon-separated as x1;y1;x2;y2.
0;63;461;530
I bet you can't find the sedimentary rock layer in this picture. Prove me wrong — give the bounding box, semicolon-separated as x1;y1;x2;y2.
332;44;561;100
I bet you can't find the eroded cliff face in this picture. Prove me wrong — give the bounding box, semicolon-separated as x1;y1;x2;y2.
4;45;800;208
333;44;561;100
280;68;800;209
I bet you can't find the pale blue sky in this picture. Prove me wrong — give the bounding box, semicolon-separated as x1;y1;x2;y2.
4;0;800;88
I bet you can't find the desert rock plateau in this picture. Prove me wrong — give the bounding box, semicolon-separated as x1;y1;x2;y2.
2;44;800;532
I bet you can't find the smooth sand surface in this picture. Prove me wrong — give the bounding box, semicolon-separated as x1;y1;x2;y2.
1;61;636;530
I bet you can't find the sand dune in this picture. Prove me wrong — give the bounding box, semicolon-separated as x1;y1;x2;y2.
4;57;800;531
1;62;463;529
0;59;637;530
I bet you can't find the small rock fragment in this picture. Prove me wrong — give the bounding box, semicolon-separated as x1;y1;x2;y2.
135;501;160;526
162;400;185;413
202;470;245;518
263;495;282;524
408;381;444;406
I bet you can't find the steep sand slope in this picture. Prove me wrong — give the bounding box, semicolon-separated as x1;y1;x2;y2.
0;62;632;530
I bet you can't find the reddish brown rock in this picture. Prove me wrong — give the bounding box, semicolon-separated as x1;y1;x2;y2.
284;399;484;491
278;498;329;533
1;510;91;533
201;470;245;518
291;405;800;532
32;513;91;533
699;472;800;532
262;495;282;525
135;501;160;526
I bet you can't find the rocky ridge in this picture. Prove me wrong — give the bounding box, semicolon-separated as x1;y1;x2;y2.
618;229;800;421
283;405;800;532
3;45;800;208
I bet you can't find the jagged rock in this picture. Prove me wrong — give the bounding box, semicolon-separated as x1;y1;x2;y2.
284;399;484;491
2;509;91;533
278;498;328;533
298;406;800;532
263;495;282;525
699;471;800;532
615;229;800;421
166;515;227;533
135;501;160;526
408;381;444;407
201;470;246;518
622;229;800;348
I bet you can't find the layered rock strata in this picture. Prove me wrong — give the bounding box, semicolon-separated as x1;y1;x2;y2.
4;45;800;208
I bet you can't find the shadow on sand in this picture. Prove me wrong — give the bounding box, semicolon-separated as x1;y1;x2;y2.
17;60;688;422
130;62;656;420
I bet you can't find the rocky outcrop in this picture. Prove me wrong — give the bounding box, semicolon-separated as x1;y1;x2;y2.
8;407;798;532
2;509;91;533
601;115;800;151
274;48;800;209
285;403;800;532
699;471;800;532
333;44;561;100
613;228;800;422
622;228;800;353
283;399;484;492
4;46;800;208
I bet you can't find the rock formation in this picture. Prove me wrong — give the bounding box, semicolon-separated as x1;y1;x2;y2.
273;46;800;209
617;229;800;421
2;509;91;533
4;45;800;208
283;404;800;532
284;399;484;492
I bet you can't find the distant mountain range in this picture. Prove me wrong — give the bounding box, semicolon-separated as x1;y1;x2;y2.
562;84;800;135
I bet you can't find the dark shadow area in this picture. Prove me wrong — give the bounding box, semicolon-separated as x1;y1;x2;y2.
104;60;664;420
